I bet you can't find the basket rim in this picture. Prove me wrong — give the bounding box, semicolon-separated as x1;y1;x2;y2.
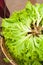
0;37;18;65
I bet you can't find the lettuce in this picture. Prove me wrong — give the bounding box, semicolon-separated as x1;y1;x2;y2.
2;1;43;65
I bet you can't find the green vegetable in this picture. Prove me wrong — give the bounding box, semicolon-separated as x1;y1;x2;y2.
3;58;9;63
2;1;43;65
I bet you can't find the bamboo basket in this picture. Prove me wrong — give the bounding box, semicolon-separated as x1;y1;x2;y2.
0;37;17;65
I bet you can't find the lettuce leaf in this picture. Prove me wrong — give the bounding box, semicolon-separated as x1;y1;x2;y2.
2;1;43;65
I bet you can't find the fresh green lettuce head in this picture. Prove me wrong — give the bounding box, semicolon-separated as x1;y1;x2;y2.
2;1;43;65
